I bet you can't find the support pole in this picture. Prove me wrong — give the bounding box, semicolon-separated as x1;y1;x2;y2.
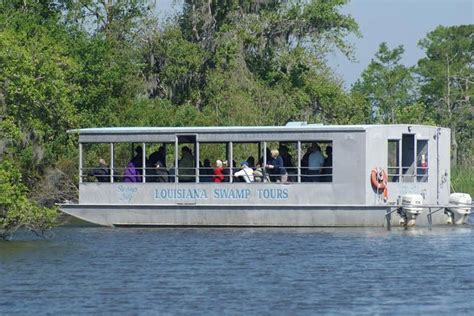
436;128;440;205
163;143;167;167
385;207;400;230
398;140;402;182
142;142;146;183
196;141;200;183
263;141;267;183
175;137;179;183
229;142;233;183
79;143;83;183
297;141;301;183
110;143;114;183
414;135;418;183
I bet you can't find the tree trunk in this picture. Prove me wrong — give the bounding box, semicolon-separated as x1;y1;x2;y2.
451;127;457;167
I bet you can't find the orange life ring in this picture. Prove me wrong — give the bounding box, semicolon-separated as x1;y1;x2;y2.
371;168;388;201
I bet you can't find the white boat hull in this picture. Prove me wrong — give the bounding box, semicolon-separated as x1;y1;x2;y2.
60;204;451;227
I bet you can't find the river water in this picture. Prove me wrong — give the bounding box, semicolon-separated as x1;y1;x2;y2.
1;221;474;314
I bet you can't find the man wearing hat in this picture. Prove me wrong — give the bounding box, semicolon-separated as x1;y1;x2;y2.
233;161;254;183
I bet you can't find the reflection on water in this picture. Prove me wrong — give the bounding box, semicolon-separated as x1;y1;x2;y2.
1;222;474;314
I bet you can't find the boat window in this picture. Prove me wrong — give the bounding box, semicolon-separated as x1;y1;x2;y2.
300;141;333;183
387;137;428;183
113;143;145;183
144;143;173;183
176;138;196;183
416;140;428;182
232;142;260;182
232;143;259;166
198;143;229;183
79;139;333;185
402;134;416;182
278;142;298;182
174;140;333;184
81;143;111;183
387;140;400;182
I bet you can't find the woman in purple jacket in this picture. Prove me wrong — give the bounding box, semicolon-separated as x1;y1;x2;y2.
123;162;141;182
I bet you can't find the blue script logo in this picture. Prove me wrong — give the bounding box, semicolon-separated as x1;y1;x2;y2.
117;185;138;203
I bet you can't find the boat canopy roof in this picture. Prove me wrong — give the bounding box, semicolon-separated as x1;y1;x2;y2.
70;123;439;143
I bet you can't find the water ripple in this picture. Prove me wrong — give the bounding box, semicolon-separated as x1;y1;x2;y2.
1;224;473;314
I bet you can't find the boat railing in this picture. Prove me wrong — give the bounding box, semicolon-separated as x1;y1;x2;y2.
387;166;429;183
81;166;334;183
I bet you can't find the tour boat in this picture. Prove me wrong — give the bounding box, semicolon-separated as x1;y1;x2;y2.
60;123;472;227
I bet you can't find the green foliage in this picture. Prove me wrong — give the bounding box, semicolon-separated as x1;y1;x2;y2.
0;159;57;240
0;7;80;171
451;165;474;196
68;32;143;127
140;0;363;125
59;0;152;37
142;26;207;104
394;102;436;125
417;25;473;166
0;1;472;239
352;42;418;123
354;29;472;168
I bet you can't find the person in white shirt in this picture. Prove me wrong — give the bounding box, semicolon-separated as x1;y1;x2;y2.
308;144;325;182
234;161;254;183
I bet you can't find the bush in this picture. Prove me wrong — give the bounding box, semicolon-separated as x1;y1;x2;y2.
0;159;57;240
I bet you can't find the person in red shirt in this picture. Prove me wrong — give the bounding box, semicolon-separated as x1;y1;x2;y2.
213;160;225;183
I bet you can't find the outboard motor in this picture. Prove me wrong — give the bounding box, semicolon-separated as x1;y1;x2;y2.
400;194;424;226
446;193;472;225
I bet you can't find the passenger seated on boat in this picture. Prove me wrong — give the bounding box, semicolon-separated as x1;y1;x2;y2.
131;146;144;176
258;148;272;166
301;146;312;181
279;145;295;181
145;160;167;182
279;146;294;168
144;158;156;182
148;146;166;168
200;159;213;182
234;161;255;183
87;158;110;182
145;151;158;182
221;160;232;182
168;166;176;182
253;163;269;182
246;156;255;168
308;144;324;182
213;160;225;183
266;149;287;182
230;159;238;179
124;162;141;182
178;146;195;182
321;146;333;182
154;161;169;182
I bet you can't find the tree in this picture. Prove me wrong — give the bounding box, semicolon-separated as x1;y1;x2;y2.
0;159;57;240
0;6;80;181
417;25;473;166
0;117;57;240
59;0;153;38
141;26;207;104
352;42;419;123
142;0;365;125
0;1;78;238
0;0;372;238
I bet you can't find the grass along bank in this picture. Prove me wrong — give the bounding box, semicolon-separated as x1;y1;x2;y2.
451;166;474;197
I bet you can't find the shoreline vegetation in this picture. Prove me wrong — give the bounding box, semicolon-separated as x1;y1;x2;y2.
0;1;472;240
452;166;474;197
